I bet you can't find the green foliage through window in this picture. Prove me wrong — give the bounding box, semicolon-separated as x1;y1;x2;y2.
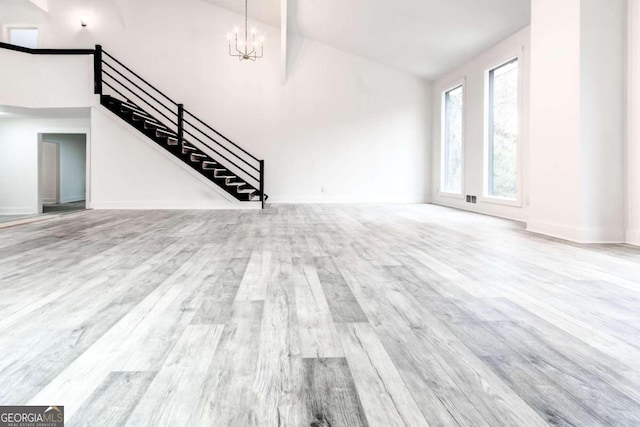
442;85;463;194
488;59;518;200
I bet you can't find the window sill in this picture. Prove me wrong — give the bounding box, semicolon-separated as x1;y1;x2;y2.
438;192;465;200
481;196;522;208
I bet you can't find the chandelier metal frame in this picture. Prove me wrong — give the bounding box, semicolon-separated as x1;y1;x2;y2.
227;0;264;61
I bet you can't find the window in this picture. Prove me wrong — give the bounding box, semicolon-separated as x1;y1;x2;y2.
7;27;39;49
441;85;464;195
487;58;519;200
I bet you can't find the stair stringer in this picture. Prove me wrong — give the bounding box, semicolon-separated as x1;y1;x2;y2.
90;106;261;210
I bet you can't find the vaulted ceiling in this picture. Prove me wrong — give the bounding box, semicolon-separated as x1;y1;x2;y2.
200;0;281;27
25;0;530;80
201;0;531;80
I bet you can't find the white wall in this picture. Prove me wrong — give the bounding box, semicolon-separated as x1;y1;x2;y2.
0;121;38;214
0;117;89;215
0;0;46;40
579;0;626;242
42;133;87;203
0;49;92;109
628;0;640;245
41;141;59;204
528;0;626;243
431;28;530;222
2;0;432;204
528;0;583;238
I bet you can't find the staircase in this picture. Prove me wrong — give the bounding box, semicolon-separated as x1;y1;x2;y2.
95;46;266;207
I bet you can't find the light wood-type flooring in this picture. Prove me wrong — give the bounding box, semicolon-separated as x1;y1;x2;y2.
1;204;640;426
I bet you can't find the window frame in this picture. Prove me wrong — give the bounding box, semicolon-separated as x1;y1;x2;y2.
439;78;466;199
3;24;41;48
482;52;523;207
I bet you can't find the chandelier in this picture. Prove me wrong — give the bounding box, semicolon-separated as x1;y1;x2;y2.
227;0;264;61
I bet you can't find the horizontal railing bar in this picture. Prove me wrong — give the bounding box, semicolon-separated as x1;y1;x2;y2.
103;50;178;106
0;42;94;55
102;61;176;116
183;119;260;173
1;40;265;199
102;73;178;127
183;109;260;162
184;129;260;183
102;80;132;103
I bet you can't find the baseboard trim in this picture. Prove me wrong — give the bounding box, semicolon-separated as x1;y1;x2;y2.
626;229;640;246
0;207;36;215
60;196;86;204
527;220;625;244
269;199;429;204
0;215;60;229
429;200;527;223
89;201;261;210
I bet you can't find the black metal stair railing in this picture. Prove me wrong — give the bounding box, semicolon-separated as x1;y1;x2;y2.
0;41;94;55
0;41;266;207
94;45;266;207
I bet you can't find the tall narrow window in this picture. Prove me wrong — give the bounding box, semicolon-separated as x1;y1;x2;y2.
441;85;463;194
487;58;519;200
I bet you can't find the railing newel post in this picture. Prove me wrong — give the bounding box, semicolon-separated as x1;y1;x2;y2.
259;160;265;209
94;44;102;95
177;103;184;146
3;43;265;205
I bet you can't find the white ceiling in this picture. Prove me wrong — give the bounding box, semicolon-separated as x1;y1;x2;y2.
202;0;530;80
200;0;281;27
294;0;531;79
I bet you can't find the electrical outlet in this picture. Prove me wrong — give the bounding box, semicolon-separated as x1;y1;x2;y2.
466;195;471;203
471;196;477;204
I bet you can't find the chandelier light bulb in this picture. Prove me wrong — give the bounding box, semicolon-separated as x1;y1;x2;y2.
226;0;264;61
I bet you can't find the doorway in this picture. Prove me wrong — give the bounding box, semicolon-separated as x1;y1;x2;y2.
40;134;87;215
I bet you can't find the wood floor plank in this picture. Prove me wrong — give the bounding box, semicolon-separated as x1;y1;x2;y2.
385;289;549;427
125;325;225;426
334;256;487;426
26;244;218;419
303;358;369;427
498;282;640;373
337;322;429;427
193;301;264;426
1;205;639;426
191;256;250;324
0;241;194;405
313;256;368;323
251;254;306;426
66;371;157;427
234;249;272;302
293;258;344;358
486;297;640;406
482;355;610;427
